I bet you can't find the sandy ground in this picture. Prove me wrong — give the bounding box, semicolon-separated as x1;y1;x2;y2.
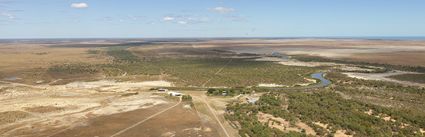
0;80;173;137
0;43;110;72
183;91;240;137
0;79;231;137
49;96;220;137
110;103;220;137
193;39;425;67
343;71;425;87
348;51;425;67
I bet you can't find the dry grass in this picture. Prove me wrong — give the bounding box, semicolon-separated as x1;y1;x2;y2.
0;44;109;72
23;106;65;113
0;111;31;125
349;51;425;67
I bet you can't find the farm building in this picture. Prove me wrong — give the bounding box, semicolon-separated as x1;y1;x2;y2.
168;91;183;96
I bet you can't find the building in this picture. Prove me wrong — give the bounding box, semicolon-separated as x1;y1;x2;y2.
222;91;228;96
168;91;182;96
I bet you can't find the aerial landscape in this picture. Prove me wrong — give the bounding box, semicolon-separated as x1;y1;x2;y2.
1;0;425;137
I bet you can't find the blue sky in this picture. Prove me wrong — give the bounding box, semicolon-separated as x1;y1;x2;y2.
1;0;425;38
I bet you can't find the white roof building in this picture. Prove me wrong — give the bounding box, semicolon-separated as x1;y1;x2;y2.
168;91;183;96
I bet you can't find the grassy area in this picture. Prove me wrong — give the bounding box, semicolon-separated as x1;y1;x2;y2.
155;58;318;87
327;72;425;111
286;91;424;136
46;46;318;87
87;49;101;54
225;72;425;137
48;63;99;75
226;90;425;137
388;73;425;84
106;46;141;63
0;111;31;125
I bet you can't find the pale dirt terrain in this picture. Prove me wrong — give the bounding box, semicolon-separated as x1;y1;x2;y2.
115;39;425;67
0;79;231;137
183;91;240;137
109;102;220;137
313;122;352;137
0;43;110;72
185;39;425;67
344;71;425;87
0;80;173;137
348;51;425;67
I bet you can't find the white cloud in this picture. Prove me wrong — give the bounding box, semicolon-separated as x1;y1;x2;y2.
177;21;187;24
163;16;175;21
0;12;15;19
71;3;88;9
162;15;209;25
210;7;235;14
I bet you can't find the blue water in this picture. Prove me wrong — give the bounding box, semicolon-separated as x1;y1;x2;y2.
311;72;331;87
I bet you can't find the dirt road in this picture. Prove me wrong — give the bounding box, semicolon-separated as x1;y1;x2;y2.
200;95;231;137
110;97;182;137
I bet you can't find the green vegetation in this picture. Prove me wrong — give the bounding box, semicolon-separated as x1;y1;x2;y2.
225;101;305;137
87;49;101;54
388;73;425;84
226;71;425;137
121;92;139;97
48;46;317;87
182;95;193;101
104;47;318;87
287;91;424;136
106;47;141;63
327;72;425;110
34;52;49;55
226;90;425;137
48;63;99;75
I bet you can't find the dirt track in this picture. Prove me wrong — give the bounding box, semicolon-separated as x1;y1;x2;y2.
109;97;182;137
47;103;174;137
200;95;230;137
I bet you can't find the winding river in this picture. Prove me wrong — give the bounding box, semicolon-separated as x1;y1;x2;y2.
310;72;332;88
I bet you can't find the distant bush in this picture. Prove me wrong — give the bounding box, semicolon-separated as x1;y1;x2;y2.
207;88;251;96
388;73;425;84
106;47;141;63
87;49;101;54
182;95;193;101
48;63;99;75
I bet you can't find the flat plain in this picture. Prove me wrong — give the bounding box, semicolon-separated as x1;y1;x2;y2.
0;38;424;137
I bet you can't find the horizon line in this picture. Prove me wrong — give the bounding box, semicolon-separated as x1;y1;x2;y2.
1;36;425;40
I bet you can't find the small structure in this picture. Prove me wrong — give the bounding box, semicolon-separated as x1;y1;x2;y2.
158;88;168;92
222;91;228;96
168;91;182;96
246;97;259;104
